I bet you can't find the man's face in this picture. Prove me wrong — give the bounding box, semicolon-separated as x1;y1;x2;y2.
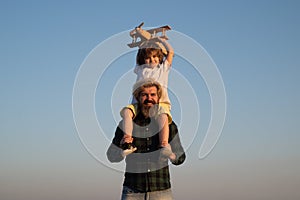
139;86;159;106
138;86;159;117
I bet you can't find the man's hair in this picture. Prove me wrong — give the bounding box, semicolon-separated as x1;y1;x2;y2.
136;42;164;65
132;78;162;101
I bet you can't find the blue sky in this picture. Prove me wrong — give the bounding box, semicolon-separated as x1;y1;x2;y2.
1;0;300;199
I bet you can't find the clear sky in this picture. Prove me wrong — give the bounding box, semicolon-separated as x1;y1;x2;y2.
1;0;299;200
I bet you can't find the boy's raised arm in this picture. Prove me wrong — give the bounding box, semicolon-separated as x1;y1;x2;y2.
157;38;174;66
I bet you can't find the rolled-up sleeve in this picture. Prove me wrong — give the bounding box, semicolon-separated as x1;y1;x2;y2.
106;125;125;163
169;121;186;165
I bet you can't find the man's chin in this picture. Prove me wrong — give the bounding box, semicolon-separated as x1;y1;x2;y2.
141;104;159;118
144;103;154;107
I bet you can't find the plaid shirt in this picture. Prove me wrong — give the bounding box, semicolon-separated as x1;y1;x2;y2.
107;112;186;192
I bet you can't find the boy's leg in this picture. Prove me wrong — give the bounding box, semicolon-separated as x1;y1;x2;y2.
121;108;134;149
158;113;175;161
158;113;169;147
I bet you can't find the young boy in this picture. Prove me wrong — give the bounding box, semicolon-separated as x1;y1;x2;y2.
121;37;174;152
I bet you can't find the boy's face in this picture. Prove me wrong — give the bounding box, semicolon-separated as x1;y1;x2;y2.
144;51;160;68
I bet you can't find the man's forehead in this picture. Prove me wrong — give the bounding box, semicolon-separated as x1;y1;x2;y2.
141;86;157;93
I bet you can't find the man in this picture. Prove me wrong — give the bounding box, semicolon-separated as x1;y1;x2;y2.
106;78;186;200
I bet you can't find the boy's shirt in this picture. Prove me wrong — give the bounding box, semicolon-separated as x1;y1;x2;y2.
134;60;171;104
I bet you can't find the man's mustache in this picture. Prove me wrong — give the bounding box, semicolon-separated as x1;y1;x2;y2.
143;99;156;104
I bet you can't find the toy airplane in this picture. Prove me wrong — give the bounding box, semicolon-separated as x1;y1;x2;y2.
127;22;171;55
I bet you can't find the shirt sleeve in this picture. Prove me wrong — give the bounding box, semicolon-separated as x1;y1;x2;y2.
134;65;140;74
162;59;171;72
168;121;186;165
106;123;125;163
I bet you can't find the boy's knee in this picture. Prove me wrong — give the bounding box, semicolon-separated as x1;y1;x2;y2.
160;113;168;119
158;113;169;125
163;113;172;125
121;108;134;119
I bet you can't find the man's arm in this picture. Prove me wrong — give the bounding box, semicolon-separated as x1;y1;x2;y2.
106;124;125;163
168;121;186;165
107;121;137;162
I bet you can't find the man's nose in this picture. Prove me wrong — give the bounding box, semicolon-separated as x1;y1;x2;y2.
145;94;152;100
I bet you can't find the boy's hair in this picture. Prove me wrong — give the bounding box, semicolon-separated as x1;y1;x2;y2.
136;42;164;65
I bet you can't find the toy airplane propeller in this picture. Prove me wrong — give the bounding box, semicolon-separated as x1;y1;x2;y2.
127;22;171;55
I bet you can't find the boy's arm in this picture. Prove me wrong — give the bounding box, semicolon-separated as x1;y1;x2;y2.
157;38;174;66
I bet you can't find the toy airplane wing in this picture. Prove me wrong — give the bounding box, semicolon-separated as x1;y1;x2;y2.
146;25;171;34
127;41;144;48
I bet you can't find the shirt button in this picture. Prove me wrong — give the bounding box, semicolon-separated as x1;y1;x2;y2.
147;137;149;141
147;148;149;151
146;127;149;131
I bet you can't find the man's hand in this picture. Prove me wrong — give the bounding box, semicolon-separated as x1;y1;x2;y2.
159;144;176;162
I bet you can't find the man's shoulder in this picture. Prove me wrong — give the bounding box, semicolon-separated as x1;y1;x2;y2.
169;121;179;135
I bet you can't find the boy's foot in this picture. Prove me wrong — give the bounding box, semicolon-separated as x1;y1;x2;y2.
121;143;137;157
121;142;135;150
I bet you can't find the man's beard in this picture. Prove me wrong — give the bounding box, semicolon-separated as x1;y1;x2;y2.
140;100;158;118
